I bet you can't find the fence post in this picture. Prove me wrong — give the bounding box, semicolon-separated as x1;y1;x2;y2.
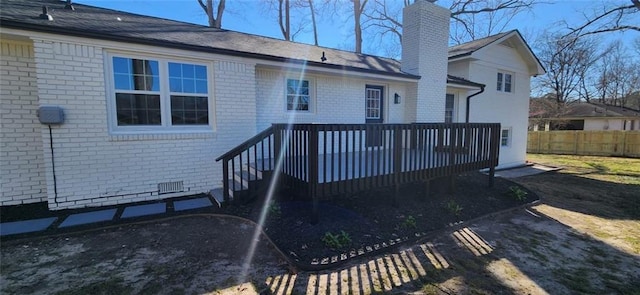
622;131;627;157
308;125;320;223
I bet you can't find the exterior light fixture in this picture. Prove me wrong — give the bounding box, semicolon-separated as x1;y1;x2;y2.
394;93;401;104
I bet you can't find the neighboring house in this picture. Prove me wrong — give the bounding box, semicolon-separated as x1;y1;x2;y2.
0;0;543;210
530;101;640;131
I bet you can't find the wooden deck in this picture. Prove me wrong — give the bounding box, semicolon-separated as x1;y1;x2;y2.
216;123;500;221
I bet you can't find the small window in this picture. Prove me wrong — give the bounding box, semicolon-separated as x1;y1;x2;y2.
286;78;310;111
497;71;513;93
501;128;510;146
444;94;455;123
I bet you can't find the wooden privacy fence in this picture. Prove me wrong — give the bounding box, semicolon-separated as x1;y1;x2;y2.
527;131;640;157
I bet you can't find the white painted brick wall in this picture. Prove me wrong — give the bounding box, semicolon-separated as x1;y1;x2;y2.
256;68;409;130
28;37;257;210
0;40;47;206
402;1;450;123
469;44;533;168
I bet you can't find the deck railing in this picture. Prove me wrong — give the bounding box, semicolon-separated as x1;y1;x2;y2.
216;123;500;213
273;123;500;201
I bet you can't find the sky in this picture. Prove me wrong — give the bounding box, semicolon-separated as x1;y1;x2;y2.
74;0;638;58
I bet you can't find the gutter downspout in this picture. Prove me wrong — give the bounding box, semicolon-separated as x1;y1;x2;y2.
466;85;485;123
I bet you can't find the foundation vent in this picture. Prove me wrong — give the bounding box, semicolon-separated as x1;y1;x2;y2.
158;181;184;194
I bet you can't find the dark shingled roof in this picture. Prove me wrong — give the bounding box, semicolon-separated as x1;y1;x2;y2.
446;75;484;88
448;31;512;59
562;102;640;118
0;0;417;79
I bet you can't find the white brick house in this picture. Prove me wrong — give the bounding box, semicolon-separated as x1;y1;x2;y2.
0;0;543;210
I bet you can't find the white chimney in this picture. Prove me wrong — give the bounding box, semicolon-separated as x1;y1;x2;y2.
402;1;450;122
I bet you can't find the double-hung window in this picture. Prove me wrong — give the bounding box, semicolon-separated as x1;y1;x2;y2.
109;54;212;133
501;128;511;147
286;78;311;111
444;93;455;123
497;71;513;93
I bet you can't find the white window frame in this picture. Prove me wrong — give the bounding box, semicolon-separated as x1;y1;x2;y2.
501;128;511;147
284;76;314;113
445;93;456;123
497;71;514;93
105;51;214;134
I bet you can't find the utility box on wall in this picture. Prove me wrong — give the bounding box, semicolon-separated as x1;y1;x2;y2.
37;106;65;125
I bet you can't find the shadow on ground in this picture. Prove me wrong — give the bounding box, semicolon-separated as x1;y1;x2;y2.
1;171;639;294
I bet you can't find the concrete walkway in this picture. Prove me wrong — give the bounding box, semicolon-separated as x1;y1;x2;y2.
1;196;214;237
495;163;561;179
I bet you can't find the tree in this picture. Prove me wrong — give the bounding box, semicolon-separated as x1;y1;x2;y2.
564;0;640;41
595;41;640;107
279;0;292;40
197;0;226;29
448;0;537;44
352;0;369;53
362;0;538;55
535;32;599;106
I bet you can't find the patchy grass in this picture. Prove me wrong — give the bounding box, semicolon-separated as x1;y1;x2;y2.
526;154;640;185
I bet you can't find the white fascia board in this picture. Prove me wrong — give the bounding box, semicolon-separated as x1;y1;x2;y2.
446;83;481;90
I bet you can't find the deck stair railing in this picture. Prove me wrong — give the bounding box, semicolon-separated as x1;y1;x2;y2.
215;123;500;216
215;126;275;203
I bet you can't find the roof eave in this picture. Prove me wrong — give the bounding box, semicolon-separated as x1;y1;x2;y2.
1;19;419;80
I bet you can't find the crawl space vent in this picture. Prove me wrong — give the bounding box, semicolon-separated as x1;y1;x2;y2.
158;181;184;194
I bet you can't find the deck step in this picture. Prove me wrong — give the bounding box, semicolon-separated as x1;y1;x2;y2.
234;170;261;184
210;188;226;207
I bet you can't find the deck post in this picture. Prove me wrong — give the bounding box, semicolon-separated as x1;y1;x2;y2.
308;125;320;223
392;126;403;207
424;179;430;200
448;176;455;193
488;123;500;187
222;160;230;203
272;124;283;193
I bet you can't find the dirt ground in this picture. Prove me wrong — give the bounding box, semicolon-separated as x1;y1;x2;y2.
2;155;639;294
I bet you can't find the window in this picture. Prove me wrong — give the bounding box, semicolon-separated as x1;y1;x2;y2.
497;72;513;93
109;54;211;132
286;78;310;111
168;62;209;125
444;93;455;123
501;128;510;146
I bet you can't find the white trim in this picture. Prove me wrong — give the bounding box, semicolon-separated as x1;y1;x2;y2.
258;62;419;83
284;75;315;113
105;50;216;135
500;127;512;147
496;70;514;93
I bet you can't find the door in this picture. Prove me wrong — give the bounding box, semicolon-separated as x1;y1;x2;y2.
365;85;384;147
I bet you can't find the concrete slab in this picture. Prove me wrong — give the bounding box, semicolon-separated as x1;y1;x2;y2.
0;217;57;236
59;209;117;228
121;203;166;219
174;197;212;211
496;164;561;179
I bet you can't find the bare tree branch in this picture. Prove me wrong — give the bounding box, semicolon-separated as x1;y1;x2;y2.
564;2;639;42
197;0;226;29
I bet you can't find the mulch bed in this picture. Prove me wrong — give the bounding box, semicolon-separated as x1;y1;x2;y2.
225;172;537;269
